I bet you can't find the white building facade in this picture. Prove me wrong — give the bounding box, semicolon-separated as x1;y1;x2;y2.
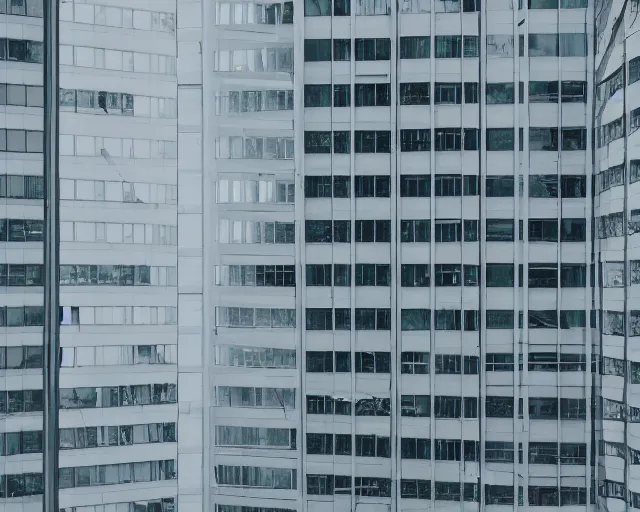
2;0;640;512
2;0;179;510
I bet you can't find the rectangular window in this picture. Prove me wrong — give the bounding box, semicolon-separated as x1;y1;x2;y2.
486;264;514;287
561;218;586;241
333;131;350;153
304;84;331;107
355;220;390;242
561;81;587;102
400;83;430;105
400;175;430;196
304;131;331;154
486;354;515;372
435;35;461;58
333;39;351;60
355;83;390;107
400;219;430;242
561;175;586;197
435;220;461;242
529;34;559;56
434;82;462;104
305;0;331;15
486;128;515;151
333;84;350;107
304;39;331;62
562;128;587;150
486;176;514;197
355;175;390;197
354;131;391;153
306;264;332;286
486;310;515;329
561;264;586;287
530;81;559;102
355;38;391;60
487;83;514;104
401;352;430;374
464;82;479;103
529;219;558;242
486;219;514;241
435;128;461;150
400;129;430;151
434;396;461;418
400;36;430;59
530;128;559;150
355;264;390;286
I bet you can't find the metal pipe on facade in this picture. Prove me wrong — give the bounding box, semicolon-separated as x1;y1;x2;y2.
42;0;60;510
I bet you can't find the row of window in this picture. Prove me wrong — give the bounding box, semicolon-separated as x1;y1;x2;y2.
220;89;293;114
61;222;177;245
215;465;296;489
61;500;175;512
214;265;295;287
214;306;592;331
306;263;588;288
306;351;588;374
215;1;293;25
305;80;587;107
58;306;177;326
307;434;586;465
60;135;176;159
304;127;587;153
61;45;176;75
216;307;296;328
60;89;176;118
0;0;42;16
306;0;586;15
61;178;177;205
304;33;586;62
215;345;296;369
0;422;176;455
60;1;175;32
217;178;294;204
304;174;586;198
0;129;43;153
214;46;293;73
307;475;588;505
217;136;294;160
211;347;640;378
215;387;296;409
217;220;294;244
0;83;43;107
307;351;479;374
0;460;175;497
59;265;177;286
60;345;177;368
305;218;586;243
0;386;175;413
215;426;296;449
306;394;586;419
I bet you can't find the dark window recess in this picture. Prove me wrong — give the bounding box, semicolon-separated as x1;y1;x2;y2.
333;84;350;107
304;84;331;107
355;220;391;242
434;175;478;196
400;37;430;59
400;129;430;151
333;131;350;153
400;220;430;242
355;175;390;197
529;174;558;197
400;175;430;196
486;176;514;197
561;175;586;198
304;175;350;198
304;39;332;62
333;39;351;61
486;219;514;241
355;264;390;286
355;83;390;107
434;83;462;104
304;131;331;153
355;38;391;61
354;131;391;153
400;83;430;105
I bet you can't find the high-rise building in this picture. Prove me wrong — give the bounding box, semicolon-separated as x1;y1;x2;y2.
2;0;179;510
3;0;640;511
